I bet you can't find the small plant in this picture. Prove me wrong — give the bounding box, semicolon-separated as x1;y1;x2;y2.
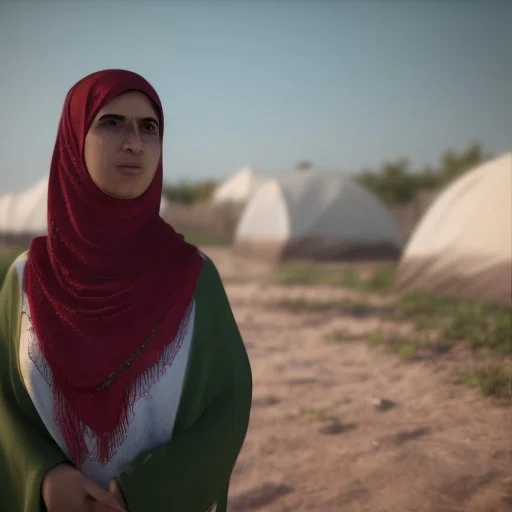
395;291;452;318
274;263;396;294
274;263;332;286
273;298;339;313
387;337;418;361
338;269;362;289
461;365;512;399
398;343;418;360
368;331;383;345
441;305;512;355
324;329;352;344
395;292;512;356
272;297;371;315
364;265;396;294
299;407;329;422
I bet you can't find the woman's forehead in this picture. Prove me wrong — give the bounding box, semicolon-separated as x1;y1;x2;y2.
96;90;159;119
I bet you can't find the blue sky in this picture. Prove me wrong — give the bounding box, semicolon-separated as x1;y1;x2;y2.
1;1;510;193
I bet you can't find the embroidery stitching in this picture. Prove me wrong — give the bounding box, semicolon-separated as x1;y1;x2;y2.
23;293;195;463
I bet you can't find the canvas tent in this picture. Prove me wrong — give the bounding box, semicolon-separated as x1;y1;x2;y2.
212;166;269;204
393;153;512;307
159;195;171;221
0;177;49;243
234;168;404;261
0;177;171;245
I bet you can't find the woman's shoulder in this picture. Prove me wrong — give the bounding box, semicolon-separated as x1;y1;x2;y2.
193;250;234;319
2;250;28;290
9;249;29;277
1;249;28;296
195;250;224;290
0;249;28;342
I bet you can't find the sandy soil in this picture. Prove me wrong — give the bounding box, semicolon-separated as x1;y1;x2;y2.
205;247;512;512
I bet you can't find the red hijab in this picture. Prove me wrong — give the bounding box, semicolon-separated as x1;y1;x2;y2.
26;69;204;467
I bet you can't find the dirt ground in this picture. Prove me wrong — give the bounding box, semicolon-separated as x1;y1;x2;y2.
204;247;512;512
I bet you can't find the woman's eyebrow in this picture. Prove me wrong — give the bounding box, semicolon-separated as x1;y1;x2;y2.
97;113;159;126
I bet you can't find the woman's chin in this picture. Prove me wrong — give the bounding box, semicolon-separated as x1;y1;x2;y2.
91;172;153;200
102;185;146;200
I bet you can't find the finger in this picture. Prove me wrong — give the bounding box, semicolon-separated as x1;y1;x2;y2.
108;479;128;509
111;489;128;509
82;480;127;512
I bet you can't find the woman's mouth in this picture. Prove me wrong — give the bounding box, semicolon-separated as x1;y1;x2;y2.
116;164;144;176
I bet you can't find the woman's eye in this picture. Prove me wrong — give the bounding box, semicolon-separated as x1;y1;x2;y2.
142;122;158;134
102;118;120;128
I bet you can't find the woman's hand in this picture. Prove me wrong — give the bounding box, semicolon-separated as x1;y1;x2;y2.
108;478;128;510
42;463;127;512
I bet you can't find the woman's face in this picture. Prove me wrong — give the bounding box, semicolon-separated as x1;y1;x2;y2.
84;91;162;199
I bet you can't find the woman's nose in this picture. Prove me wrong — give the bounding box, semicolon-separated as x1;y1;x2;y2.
121;122;143;153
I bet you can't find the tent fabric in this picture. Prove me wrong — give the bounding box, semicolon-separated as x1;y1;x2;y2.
212;166;268;204
159;195;171;220
0;177;49;237
393;153;512;307
0;177;170;245
234;168;404;262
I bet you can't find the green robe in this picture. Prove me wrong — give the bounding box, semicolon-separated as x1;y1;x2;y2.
0;253;252;512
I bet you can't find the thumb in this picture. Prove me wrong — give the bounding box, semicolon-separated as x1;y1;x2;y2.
82;479;128;512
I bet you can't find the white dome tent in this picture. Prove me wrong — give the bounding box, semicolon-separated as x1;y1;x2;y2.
393;153;512;307
234;168;404;262
0;177;171;245
0;177;49;242
212;166;269;205
159;195;171;220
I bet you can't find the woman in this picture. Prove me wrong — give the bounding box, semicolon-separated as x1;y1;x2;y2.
0;69;252;512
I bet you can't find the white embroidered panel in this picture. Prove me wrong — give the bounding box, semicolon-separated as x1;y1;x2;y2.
16;258;195;489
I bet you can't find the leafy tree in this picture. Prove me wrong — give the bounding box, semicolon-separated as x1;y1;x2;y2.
162;179;218;204
437;141;489;186
161;141;493;206
296;160;313;170
354;141;492;205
